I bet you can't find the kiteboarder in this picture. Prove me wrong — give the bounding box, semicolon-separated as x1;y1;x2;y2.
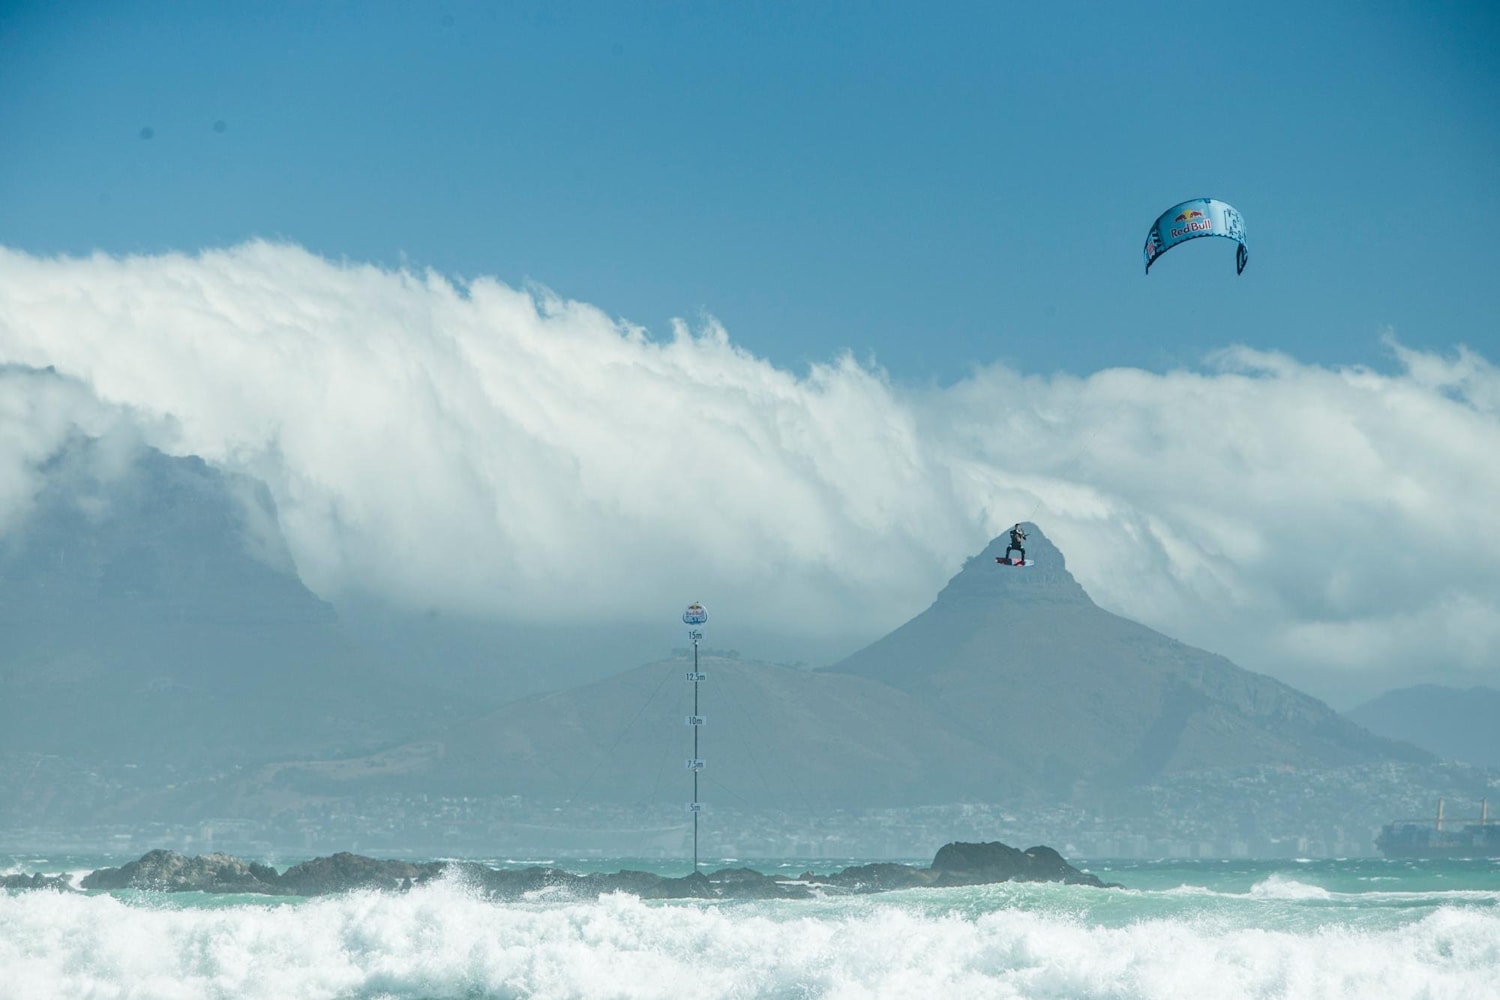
1003;524;1028;564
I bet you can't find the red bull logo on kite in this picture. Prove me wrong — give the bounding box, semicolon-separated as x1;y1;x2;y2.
1169;208;1214;239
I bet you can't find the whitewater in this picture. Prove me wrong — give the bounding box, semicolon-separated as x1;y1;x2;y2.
3;856;1498;1000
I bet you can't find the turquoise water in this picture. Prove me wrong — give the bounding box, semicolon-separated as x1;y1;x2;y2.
4;853;1499;999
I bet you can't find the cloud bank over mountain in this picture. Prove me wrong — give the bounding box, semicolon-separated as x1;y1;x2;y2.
1;242;1496;702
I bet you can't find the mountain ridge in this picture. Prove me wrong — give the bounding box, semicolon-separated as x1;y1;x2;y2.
0;442;1433;828
825;525;1429;786
0;441;455;805
1346;684;1500;768
216;525;1429;816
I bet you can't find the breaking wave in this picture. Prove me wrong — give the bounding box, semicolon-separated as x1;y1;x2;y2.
3;876;1498;1000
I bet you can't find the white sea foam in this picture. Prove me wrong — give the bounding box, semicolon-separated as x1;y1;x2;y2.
3;878;1499;1000
1247;875;1333;901
1158;884;1218;897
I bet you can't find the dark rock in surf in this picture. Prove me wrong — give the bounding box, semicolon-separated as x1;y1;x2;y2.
275;852;444;895
80;849;283;893
76;839;1119;899
645;870;715;899
1;871;77;892
814;861;936;893
930;841;1116;888
448;863;585;898
698;866;811;900
449;863;805;900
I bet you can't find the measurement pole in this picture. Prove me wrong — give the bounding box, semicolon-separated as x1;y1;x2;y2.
682;602;708;873
692;631;700;868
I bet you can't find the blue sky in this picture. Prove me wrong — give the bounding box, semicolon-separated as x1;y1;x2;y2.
3;1;1496;381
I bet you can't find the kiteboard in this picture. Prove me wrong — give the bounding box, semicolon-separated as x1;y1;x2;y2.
995;557;1033;567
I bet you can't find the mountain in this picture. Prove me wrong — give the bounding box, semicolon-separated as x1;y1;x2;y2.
824;525;1430;789
4;455;1434;827
217;525;1430;818
1346;685;1500;768
0;442;454;807
232;653;1032;812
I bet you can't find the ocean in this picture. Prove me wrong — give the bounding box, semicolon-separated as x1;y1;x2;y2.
3;853;1498;999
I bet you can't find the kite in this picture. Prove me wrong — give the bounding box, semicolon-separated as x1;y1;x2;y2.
1143;198;1248;275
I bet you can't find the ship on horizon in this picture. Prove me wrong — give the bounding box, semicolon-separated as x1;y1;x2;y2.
1376;798;1500;859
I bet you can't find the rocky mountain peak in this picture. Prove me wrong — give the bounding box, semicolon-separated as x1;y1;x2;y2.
926;523;1092;615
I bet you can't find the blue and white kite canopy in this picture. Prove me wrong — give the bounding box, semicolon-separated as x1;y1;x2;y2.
1143;198;1248;275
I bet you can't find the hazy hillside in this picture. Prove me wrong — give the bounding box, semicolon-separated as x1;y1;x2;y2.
226;653;1033;812
1346;685;1500;768
0;443;455;808
826;525;1430;788
210;526;1433;817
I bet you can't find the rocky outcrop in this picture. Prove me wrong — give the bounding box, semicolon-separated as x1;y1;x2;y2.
801;841;1119;891
47;839;1117;899
429;863;805;900
930;841;1113;887
80;849;283;893
805;861;939;892
1;871;77;892
276;852;444;895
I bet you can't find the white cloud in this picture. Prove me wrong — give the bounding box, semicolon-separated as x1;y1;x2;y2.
1;242;1496;702
0;365;144;535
